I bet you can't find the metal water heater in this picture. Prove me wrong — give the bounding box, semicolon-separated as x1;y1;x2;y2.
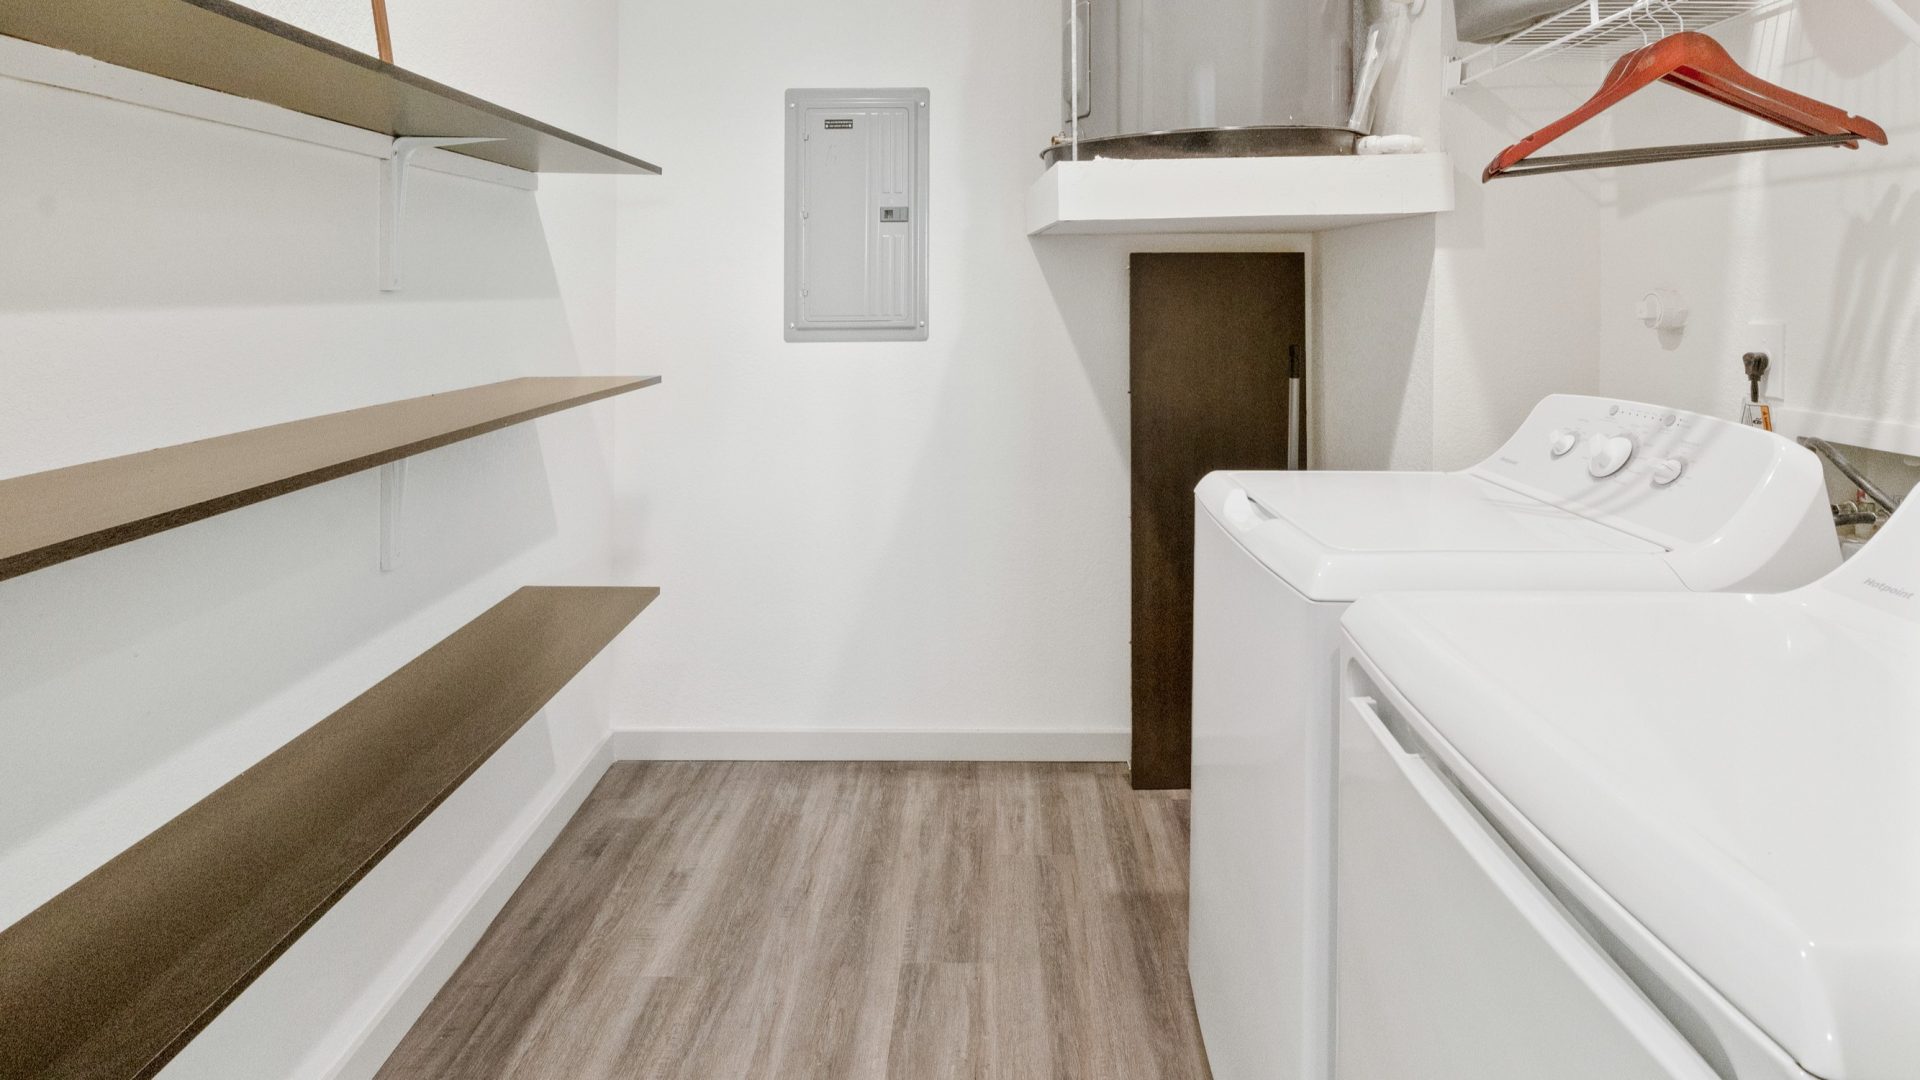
1046;0;1380;163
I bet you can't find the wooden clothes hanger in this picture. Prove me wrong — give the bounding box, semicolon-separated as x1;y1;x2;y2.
371;0;393;63
1483;30;1887;181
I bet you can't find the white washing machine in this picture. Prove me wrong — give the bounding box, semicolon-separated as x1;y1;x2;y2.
1189;395;1839;1080
1333;503;1920;1080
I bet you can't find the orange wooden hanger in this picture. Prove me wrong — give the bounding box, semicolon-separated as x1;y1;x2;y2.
371;0;393;62
1484;31;1886;181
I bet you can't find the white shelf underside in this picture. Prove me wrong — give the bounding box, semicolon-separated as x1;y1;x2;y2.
1026;154;1455;236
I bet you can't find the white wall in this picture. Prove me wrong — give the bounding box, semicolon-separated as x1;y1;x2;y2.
0;1;629;1076
1314;3;1445;471
242;0;380;55
610;0;1146;756
1431;59;1611;468
1317;6;1606;472
1317;215;1441;469
604;0;1620;753
1591;0;1920;462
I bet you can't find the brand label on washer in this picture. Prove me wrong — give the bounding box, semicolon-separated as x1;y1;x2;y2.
1863;577;1915;602
1825;507;1920;622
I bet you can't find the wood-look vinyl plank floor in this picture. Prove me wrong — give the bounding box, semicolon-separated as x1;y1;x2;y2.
377;762;1212;1080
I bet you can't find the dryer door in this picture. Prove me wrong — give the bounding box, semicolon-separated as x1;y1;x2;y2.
1334;693;1718;1080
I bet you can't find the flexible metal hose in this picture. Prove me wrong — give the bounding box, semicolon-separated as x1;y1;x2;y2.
1798;436;1903;512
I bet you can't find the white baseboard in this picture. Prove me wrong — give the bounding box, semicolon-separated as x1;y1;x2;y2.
608;726;1129;762
321;737;615;1080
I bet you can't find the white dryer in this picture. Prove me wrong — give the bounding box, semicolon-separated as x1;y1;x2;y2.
1189;395;1839;1080
1333;502;1920;1080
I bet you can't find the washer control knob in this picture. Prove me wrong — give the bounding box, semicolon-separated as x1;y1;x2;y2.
1651;457;1687;487
1548;428;1580;458
1587;434;1636;478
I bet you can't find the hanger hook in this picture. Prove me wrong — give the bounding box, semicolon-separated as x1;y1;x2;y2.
1647;0;1671;39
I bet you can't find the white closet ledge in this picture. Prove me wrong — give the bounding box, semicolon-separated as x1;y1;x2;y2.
1025;153;1454;235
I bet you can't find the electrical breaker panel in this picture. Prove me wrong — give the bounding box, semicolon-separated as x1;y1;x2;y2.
785;88;930;342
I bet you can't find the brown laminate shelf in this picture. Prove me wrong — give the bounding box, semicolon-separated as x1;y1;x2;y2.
0;375;660;583
0;0;660;175
0;584;658;1080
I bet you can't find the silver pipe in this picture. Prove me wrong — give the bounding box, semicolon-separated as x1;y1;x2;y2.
1288;343;1306;471
1799;436;1903;511
1068;0;1082;161
1287;374;1301;471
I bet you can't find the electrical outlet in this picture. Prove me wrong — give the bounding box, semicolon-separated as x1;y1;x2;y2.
1749;320;1786;401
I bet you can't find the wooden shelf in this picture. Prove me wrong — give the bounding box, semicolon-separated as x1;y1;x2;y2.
0;375;660;583
0;584;657;1080
0;0;659;175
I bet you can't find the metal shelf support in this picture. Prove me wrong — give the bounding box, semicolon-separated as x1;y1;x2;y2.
379;459;406;571
1449;0;1778;90
380;135;503;291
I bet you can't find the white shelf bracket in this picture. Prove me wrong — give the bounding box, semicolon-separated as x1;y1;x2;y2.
380;135;502;291
379;459;406;572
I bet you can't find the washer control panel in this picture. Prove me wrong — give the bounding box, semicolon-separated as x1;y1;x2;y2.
1472;395;1794;546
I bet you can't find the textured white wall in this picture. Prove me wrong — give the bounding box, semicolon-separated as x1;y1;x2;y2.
237;0;380;54
603;0;1610;749
1316;7;1605;472
1432;60;1608;468
1317;215;1441;469
1591;0;1920;459
607;0;1143;751
0;1;628;1076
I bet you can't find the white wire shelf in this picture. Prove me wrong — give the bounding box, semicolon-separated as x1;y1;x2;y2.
1451;0;1783;87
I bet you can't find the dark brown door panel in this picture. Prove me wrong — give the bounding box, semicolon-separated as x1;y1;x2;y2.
1130;252;1305;789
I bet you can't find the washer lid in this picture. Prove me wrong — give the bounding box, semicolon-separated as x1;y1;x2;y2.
1344;582;1920;1080
1197;471;1670;601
